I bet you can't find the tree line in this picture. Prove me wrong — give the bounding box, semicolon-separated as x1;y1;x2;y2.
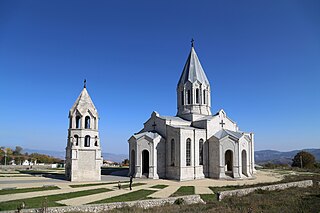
0;146;63;165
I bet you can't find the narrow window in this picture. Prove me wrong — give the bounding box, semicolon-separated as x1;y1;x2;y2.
186;138;191;166
74;135;79;146
95;136;98;146
199;139;204;165
76;116;81;128
171;139;175;166
85;116;90;129
181;91;184;105
196;89;199;104
187;90;191;104
84;135;90;147
203;90;206;104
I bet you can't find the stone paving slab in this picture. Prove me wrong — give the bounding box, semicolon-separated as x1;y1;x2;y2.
57;184;157;206
195;186;214;194
147;185;180;198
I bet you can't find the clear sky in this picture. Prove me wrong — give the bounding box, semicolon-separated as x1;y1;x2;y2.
1;0;319;154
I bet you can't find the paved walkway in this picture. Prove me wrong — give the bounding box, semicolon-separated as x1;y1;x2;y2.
0;170;283;205
57;184;158;206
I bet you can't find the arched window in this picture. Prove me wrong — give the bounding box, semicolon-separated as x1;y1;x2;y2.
186;138;191;166
95;136;98;146
84;135;90;147
203;90;206;104
196;89;199;104
76;116;81;129
171;139;175;166
85;116;90;129
74;135;79;146
187;90;191;104
181;91;184;105
199;139;204;165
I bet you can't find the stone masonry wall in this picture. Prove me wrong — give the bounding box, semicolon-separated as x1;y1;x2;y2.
3;195;205;213
218;180;313;201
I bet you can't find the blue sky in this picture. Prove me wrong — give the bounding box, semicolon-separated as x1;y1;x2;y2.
0;0;319;154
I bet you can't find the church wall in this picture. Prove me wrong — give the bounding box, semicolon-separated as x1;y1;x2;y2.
179;128;195;180
165;126;181;180
178;128;205;180
134;137;153;178
155;138;166;179
144;116;167;138
207;137;220;178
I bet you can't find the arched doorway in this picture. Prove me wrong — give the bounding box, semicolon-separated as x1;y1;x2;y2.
130;149;135;176
225;150;233;177
242;150;248;176
142;150;149;177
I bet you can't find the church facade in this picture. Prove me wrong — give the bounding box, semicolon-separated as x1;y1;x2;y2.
65;83;103;181
128;44;255;180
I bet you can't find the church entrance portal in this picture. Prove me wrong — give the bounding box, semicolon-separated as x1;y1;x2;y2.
242;150;248;176
225;150;233;177
130;149;135;176
142;150;149;177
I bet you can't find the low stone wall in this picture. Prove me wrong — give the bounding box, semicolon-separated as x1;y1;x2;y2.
2;195;204;213
217;180;313;201
0;165;54;171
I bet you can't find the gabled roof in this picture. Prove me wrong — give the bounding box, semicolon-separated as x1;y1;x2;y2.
178;46;210;86
214;129;243;140
132;131;161;140
69;87;98;116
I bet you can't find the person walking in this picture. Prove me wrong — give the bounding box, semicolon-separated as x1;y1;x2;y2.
129;175;133;190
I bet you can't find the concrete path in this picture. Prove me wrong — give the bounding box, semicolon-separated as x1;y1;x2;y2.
195;186;214;194
57;184;157;206
148;185;180;198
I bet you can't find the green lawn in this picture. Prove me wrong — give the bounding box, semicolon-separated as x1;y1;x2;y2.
0;188;112;211
70;181;129;188
150;184;169;189
0;186;59;195
170;186;195;197
89;189;155;204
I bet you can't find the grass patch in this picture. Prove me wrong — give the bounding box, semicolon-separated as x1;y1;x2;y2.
150;184;168;189
200;194;218;203
70;181;129;188
121;182;146;189
90;189;155;204
170;186;195;197
0;186;59;195
0;188;111;211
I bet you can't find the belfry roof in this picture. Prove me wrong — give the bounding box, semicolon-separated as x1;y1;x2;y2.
69;87;98;116
178;46;210;86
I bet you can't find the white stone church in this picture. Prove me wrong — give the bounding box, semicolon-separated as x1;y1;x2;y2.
128;44;255;180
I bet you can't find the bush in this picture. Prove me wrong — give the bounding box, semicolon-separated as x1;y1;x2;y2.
174;198;186;205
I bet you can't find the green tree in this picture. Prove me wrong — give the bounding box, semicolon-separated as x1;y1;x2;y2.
122;159;129;166
13;146;23;155
292;151;316;169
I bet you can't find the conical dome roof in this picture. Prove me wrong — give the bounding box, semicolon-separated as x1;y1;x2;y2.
178;46;210;86
69;87;98;117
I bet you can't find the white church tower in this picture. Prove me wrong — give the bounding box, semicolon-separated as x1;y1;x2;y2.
177;40;212;121
65;80;103;181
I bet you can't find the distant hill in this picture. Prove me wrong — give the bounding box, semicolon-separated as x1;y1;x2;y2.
255;149;320;165
23;148;320;165
23;149;128;163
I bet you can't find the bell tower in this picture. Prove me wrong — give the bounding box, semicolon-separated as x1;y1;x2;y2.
65;80;103;181
177;41;212;121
